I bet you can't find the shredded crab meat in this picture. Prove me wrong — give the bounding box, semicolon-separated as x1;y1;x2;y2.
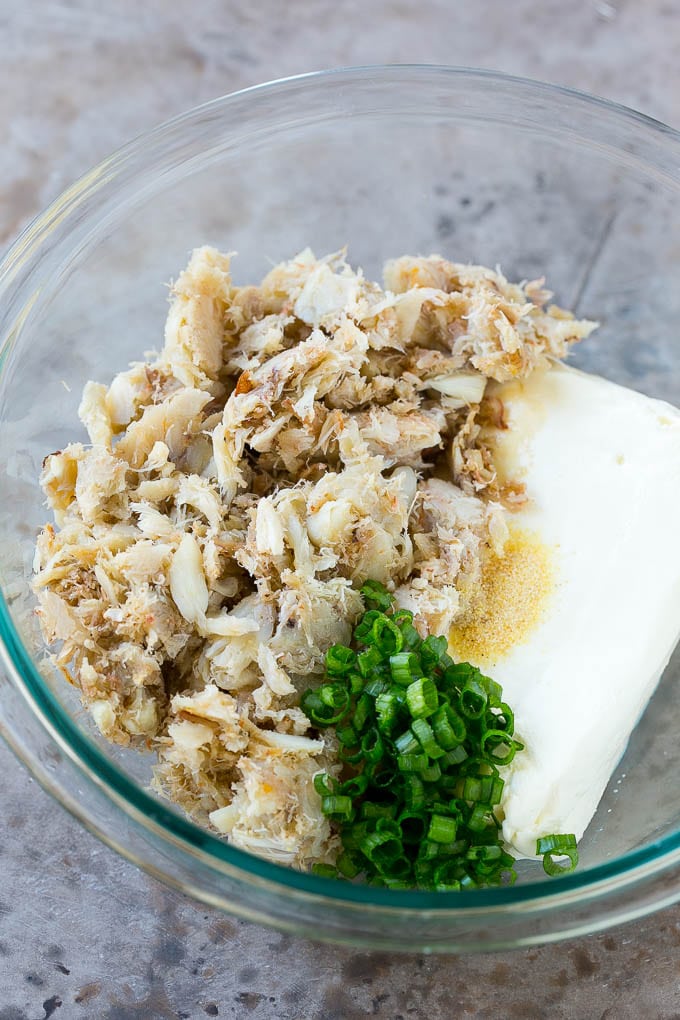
33;246;595;869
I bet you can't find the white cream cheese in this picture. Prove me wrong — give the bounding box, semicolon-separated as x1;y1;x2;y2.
476;363;680;858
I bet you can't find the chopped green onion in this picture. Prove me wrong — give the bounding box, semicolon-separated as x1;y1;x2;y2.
489;777;505;804
428;798;456;818
417;839;442;861
466;843;502;863
357;645;384;677
320;683;349;709
313;773;338;797
361;801;398;820
391;609;421;649
414;859;435;886
402;774;426;810
399;622;421;649
480;728;510;752
335;724;358;748
428;814;458;844
440;745;468;768
432;704;466;749
312;863;338;878
444;662;477;687
537;834;579;876
406;676;438;718
420;761;442;783
458;776;496;802
352;693;372;733
347;672;364;695
420;635;448;671
339;774;369;798
458;679;487;720
435;838;468;858
498;849;516;867
367;765;397;790
338;743;365;765
479;674;503;707
372;614;404;655
394;730;420;756
336;852;361;878
360;830;403;867
375;692;400;715
360;727;384;763
491;702;515;734
353;610;382;644
392;608;414;625
375;691;400;733
341;822;366;851
360;580;394;611
299;580;578;892
482;735;523;767
397;810;428;845
461;755;499;778
433;862;462;890
411;717;445;759
325;644;356;677
300;687;348;726
364;677;390;698
466;803;493;833
378;856;412;880
321;795;354;821
397;753;429;773
375;815;402;836
390;651;420;686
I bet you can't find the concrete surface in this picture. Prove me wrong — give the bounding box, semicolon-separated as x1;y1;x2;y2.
2;1;680;1017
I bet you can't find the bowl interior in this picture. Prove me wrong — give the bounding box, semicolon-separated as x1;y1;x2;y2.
2;69;680;905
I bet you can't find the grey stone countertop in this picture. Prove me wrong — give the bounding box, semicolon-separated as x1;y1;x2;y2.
2;2;680;1017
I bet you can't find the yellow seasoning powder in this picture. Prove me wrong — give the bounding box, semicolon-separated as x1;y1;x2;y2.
449;527;554;667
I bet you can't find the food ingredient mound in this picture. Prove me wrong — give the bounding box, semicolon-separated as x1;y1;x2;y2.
301;580;578;890
33;247;594;870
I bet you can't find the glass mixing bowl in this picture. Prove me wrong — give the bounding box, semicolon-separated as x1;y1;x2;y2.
2;66;680;952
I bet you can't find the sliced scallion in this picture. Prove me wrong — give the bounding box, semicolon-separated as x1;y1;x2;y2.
325;644;357;677
389;651;420;686
411;717;445;759
406;676;438;719
537;834;579;876
428;814;458;844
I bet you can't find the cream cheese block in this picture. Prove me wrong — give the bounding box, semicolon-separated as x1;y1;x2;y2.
463;363;680;858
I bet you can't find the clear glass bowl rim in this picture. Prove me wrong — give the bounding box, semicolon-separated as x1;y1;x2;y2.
3;63;680;923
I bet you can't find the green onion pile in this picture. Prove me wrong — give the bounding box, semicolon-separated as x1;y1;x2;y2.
301;580;578;891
